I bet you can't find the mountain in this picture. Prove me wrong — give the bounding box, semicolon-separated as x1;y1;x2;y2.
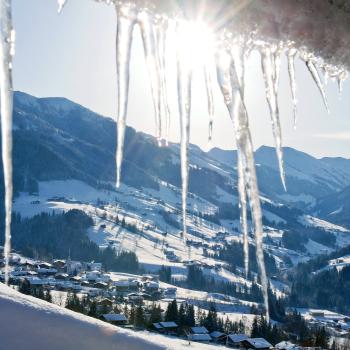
208;146;350;208
2;91;350;277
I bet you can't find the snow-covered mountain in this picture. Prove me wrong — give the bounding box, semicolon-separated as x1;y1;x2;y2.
3;91;350;279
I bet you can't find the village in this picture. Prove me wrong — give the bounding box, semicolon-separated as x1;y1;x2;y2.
1;248;350;350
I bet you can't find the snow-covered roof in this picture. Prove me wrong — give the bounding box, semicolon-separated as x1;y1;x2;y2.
210;331;226;339
245;338;273;349
228;333;249;343
275;341;300;350
159;322;178;328
191;326;209;334
102;313;127;322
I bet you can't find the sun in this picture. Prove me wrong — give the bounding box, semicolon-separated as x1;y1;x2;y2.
176;20;215;71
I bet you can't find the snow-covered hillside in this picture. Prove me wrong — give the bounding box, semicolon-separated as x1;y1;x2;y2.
0;283;221;350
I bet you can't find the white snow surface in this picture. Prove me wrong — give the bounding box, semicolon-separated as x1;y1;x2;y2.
0;283;223;350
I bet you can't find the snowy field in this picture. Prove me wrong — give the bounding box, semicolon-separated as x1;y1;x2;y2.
0;283;226;350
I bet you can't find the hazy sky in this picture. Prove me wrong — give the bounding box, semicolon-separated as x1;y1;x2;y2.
12;0;350;158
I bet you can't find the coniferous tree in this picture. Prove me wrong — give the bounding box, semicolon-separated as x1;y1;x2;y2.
165;299;178;323
134;305;145;328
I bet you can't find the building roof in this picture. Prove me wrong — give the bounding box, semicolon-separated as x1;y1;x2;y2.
210;331;226;339
159;321;178;328
245;338;273;349
275;341;300;350
228;333;249;343
190;326;209;334
102;313;127;322
189;333;212;342
152;323;163;330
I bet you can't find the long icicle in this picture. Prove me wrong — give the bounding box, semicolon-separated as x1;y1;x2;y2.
216;47;269;321
115;3;137;188
177;22;192;239
138;10;162;144
287;48;298;128
261;46;286;191
204;64;214;143
155;17;171;145
304;58;330;114
0;0;14;285
231;43;249;276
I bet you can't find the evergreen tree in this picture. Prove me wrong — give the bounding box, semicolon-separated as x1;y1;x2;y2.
185;304;195;327
88;301;97;318
149;304;162;325
165;299;178;323
134;305;145;328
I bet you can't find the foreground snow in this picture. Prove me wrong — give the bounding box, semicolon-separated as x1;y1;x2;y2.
0;283;223;350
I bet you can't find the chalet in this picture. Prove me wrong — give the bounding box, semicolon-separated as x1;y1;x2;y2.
101;313;127;325
190;326;209;335
153;321;178;335
53;259;66;270
275;341;301;350
38;262;52;269
114;280;131;293
55;273;69;280
188;333;211;343
210;331;227;344
227;333;249;348
127;293;144;305
96;298;113;313
143;281;159;293
241;338;273;350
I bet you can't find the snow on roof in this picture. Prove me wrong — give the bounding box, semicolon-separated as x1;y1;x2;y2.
189;333;212;342
159;321;178;328
246;338;273;349
102;313;127;322
228;333;249;343
210;331;226;338
153;323;163;330
275;341;300;350
191;326;209;334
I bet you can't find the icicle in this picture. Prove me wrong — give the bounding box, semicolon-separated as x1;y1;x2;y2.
287;48;298;129
216;47;269;321
115;3;137;187
0;0;14;285
337;70;348;98
176;21;193;239
272;44;283;96
155;17;170;145
138;10;163;144
204;65;214;143
231;43;249;277
57;0;67;13
260;46;286;191
238;157;249;277
303;56;330;114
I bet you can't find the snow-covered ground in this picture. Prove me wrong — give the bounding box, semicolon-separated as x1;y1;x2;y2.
0;283;224;350
11;179;350;307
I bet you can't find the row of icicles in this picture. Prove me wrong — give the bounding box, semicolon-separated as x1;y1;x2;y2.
0;0;348;322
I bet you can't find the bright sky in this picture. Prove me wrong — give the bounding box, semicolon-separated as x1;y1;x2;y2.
12;0;350;158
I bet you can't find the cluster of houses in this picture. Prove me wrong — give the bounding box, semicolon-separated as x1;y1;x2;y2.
295;309;350;338
0;252;175;304
150;325;301;350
